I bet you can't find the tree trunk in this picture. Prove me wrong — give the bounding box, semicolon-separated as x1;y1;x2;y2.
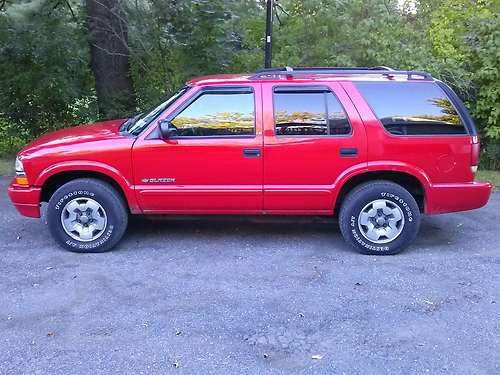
86;0;135;119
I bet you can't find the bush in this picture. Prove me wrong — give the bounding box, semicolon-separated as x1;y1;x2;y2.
0;118;30;157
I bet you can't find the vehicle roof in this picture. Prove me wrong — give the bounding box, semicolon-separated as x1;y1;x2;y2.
187;67;435;86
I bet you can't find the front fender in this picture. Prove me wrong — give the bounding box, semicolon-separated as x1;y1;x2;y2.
35;161;140;213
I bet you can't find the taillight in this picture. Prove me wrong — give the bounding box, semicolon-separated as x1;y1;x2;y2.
470;135;480;175
471;136;480;172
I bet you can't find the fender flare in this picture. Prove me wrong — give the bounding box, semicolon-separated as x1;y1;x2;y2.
366;161;431;189
332;161;432;208
35;160;141;213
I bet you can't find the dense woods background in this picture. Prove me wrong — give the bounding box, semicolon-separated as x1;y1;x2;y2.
0;0;498;168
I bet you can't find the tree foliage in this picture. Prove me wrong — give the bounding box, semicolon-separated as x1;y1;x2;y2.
0;0;498;168
0;0;95;152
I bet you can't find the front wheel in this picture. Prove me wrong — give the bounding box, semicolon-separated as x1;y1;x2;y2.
47;178;128;253
339;181;421;255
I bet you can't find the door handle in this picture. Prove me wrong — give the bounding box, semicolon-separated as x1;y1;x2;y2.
243;148;261;158
339;148;358;157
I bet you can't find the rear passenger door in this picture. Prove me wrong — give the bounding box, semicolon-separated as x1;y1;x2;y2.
262;83;366;213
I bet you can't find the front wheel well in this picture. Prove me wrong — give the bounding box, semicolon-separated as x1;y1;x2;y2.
40;171;129;211
334;171;425;215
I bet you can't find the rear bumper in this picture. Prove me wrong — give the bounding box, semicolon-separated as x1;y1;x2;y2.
426;181;493;215
7;180;41;218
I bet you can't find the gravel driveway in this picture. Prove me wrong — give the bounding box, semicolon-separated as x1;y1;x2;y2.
1;176;499;374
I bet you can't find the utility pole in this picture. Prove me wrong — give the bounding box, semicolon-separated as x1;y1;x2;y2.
264;0;273;68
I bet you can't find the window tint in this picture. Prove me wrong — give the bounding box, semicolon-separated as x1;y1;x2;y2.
171;92;254;137
355;82;467;135
274;91;351;136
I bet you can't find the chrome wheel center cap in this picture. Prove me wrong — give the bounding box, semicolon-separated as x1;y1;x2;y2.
376;217;386;226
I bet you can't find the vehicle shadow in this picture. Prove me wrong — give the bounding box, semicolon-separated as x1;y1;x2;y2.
122;214;459;255
126;214;339;237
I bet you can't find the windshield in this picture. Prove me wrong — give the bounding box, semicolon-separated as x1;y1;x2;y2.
122;86;190;135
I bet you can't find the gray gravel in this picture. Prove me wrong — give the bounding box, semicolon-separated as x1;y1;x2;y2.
1;176;499;374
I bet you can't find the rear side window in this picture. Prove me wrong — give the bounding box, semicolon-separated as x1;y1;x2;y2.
273;90;351;136
171;92;255;137
355;82;467;136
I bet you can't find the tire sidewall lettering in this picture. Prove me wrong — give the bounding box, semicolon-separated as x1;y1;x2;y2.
48;179;128;253
350;222;389;252
380;192;413;222
65;224;115;249
55;190;113;248
349;192;416;252
55;190;95;210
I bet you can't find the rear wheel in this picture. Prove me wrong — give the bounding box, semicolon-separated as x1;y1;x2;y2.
339;181;421;255
47;178;128;253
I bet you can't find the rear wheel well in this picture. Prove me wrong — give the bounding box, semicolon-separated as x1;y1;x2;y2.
334;171;425;215
40;171;129;211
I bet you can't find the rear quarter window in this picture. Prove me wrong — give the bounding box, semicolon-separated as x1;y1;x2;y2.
355;81;467;136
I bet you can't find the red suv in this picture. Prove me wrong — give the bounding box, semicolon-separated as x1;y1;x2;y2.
8;67;492;254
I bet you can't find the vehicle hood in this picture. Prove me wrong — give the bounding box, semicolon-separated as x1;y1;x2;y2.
20;119;127;155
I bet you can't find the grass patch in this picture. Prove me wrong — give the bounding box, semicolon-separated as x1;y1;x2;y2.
0;157;14;176
477;170;500;189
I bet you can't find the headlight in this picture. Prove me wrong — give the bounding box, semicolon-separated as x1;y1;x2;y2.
15;157;28;185
15;157;25;176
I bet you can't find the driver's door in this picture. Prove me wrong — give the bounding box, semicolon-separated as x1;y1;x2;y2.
132;84;263;214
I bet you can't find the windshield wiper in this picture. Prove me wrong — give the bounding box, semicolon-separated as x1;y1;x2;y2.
120;113;143;133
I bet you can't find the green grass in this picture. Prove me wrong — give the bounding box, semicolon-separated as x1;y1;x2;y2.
0;157;14;176
476;170;500;189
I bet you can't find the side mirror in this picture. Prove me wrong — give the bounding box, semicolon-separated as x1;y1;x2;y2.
159;119;177;139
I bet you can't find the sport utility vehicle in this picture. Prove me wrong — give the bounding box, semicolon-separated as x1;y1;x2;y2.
8;67;492;254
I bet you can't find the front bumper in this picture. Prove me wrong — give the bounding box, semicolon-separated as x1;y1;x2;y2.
7;179;42;218
426;181;493;215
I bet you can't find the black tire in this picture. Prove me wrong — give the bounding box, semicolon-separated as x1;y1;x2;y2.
339;180;421;255
47;178;128;253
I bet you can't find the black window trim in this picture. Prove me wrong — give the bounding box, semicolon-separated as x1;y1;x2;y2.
436;80;477;136
149;85;257;140
355;81;471;138
272;85;353;138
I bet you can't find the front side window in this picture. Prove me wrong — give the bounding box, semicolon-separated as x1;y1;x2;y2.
170;91;255;137
274;90;351;136
355;81;467;136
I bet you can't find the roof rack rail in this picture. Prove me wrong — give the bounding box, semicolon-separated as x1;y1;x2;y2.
250;66;432;80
